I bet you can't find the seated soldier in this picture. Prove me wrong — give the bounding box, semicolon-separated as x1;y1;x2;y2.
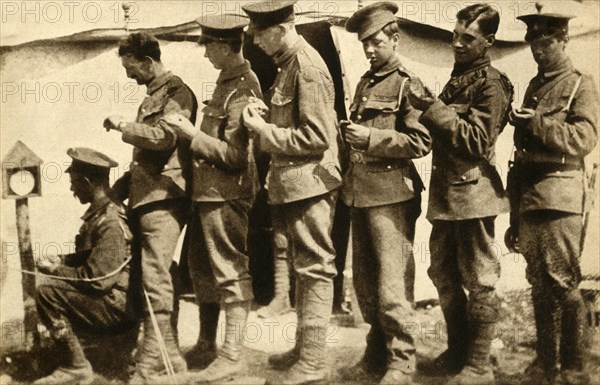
34;148;139;385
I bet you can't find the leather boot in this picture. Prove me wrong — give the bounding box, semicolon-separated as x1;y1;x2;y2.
560;289;589;385
269;275;304;370
420;288;468;376
258;235;292;318
188;301;250;383
447;321;496;385
129;314;186;384
266;279;333;385
185;302;219;369
34;324;93;385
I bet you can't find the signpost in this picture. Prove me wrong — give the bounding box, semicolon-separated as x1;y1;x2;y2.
2;141;43;351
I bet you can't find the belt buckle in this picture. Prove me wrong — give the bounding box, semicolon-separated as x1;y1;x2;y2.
351;151;366;164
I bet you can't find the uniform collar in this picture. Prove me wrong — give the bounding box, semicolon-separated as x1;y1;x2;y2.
273;36;305;68
367;54;404;77
451;55;490;77
81;195;112;221
146;71;173;95
540;57;573;78
218;60;251;83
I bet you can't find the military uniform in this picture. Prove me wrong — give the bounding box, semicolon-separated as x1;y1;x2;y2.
417;52;513;380
243;2;342;384
340;3;431;380
35;148;137;385
110;38;198;382
187;59;260;306
37;196;137;329
512;9;598;384
160;16;262;383
116;71;197;315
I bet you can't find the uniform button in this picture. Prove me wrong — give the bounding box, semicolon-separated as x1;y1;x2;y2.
289;161;294;165
357;115;362;120
211;165;215;168
369;79;375;84
241;76;245;81
461;175;467;181
362;96;368;102
387;165;392;169
432;165;437;171
133;161;139;166
277;68;282;73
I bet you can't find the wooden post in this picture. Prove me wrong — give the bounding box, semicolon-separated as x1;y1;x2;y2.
16;198;37;350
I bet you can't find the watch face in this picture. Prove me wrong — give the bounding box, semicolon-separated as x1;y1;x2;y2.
9;170;36;196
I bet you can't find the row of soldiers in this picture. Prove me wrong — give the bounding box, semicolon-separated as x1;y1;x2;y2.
32;1;598;385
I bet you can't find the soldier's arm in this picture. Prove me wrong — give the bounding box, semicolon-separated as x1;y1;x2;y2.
121;84;195;151
367;88;432;159
420;78;509;159
525;75;598;157
53;213;130;293
190;89;257;171
258;68;333;155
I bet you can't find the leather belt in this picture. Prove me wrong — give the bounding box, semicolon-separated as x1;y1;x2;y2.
516;149;582;167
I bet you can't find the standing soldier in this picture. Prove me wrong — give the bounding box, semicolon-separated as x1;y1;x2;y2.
162;14;261;383
34;148;137;385
408;4;513;385
103;32;198;383
241;1;343;384
339;3;431;385
508;6;598;385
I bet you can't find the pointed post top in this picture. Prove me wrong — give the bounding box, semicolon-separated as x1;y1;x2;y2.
2;141;43;168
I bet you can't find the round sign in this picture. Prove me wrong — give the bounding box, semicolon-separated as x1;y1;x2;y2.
9;170;36;196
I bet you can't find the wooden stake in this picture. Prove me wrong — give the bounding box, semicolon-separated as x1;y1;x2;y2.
16;198;37;351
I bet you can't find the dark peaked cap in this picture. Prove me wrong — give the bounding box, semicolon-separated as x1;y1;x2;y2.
65;147;117;177
195;14;248;44
346;1;399;41
242;0;297;33
517;2;574;42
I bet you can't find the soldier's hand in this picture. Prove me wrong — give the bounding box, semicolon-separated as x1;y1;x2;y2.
248;97;269;117
242;104;267;133
407;77;436;111
345;122;370;150
103;115;125;132
161;113;196;140
509;107;535;125
37;256;59;274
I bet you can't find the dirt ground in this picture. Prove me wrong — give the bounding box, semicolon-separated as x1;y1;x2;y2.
2;292;599;385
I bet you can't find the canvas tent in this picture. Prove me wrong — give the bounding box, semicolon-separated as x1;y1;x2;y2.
1;0;599;354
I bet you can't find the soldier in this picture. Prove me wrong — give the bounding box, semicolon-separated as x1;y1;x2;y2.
161;14;262;383
508;6;598;385
34;148;137;385
338;3;431;384
407;4;513;385
103;32;198;383
241;1;343;384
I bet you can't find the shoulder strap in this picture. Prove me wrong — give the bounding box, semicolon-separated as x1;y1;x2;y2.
562;75;582;113
398;77;408;107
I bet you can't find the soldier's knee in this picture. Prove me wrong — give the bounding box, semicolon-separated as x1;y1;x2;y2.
36;284;58;303
468;289;501;323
